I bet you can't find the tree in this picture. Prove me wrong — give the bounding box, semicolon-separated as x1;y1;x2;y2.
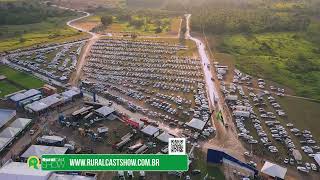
100;15;113;26
155;26;162;33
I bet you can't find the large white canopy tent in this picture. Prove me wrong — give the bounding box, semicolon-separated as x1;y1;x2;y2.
261;161;287;180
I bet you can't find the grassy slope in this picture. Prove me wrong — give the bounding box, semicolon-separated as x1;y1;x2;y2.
218;32;320;100
0;81;20;97
0;16;88;52
0;65;44;89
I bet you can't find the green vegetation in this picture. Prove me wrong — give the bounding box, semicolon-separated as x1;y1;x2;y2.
0;65;44;90
90;8;180;35
0;0;76;25
0;0;87;52
0;80;20;97
164;0;320;100
218;32;320;100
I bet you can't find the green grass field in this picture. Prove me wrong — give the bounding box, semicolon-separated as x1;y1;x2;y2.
0;80;21;97
277;96;320;142
216;32;320;100
0;65;44;95
0;16;88;52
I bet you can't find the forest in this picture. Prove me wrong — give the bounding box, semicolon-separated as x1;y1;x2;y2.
0;0;77;25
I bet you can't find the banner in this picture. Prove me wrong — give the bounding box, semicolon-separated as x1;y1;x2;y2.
41;154;188;171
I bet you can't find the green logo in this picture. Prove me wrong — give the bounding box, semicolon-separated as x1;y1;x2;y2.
27;156;40;169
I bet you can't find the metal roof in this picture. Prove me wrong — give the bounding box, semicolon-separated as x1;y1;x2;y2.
0;162;51;180
95;106;115;117
0;109;16;129
10;89;41;102
21;145;68;159
141;125;159;136
261;161;287;179
156;131;174;143
10;118;32;129
186;118;207;131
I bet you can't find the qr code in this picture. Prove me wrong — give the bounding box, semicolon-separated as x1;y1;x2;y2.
168;138;186;155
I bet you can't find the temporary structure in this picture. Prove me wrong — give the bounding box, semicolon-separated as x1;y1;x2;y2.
261;161;287;180
315;154;320;166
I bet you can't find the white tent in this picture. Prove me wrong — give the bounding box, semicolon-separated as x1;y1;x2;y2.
0;127;21;138
0;137;11;151
21;145;68;159
261;161;287;179
186;118;207;131
141;125;160;137
315;154;320;166
95;106;115;117
49;173;96;180
0;109;16;129
157;131;174;143
0;162;51;180
10;118;32;129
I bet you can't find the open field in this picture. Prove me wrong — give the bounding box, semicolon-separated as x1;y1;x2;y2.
0;17;88;52
215;32;320;101
0;65;44;88
0;80;21;97
277;96;320;142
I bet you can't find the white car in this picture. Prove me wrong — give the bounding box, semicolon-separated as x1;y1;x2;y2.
297;166;309;173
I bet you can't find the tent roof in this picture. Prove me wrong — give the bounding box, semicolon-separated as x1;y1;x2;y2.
10;118;32;129
157;131;174;143
62;89;80;98
292;149;302;161
21;145;68;158
10;89;41;102
0;162;51;180
95;106;115;117
0;127;21;138
26;94;63;112
141;125;159;136
49;173;95;180
315;154;320;166
261;161;287;179
0;137;11;151
186;118;206;130
0;109;16;129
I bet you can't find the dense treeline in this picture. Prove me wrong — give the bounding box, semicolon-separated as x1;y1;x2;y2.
191;8;310;34
0;0;77;25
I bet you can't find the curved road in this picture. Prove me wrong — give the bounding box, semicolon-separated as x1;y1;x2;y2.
53;5;101;85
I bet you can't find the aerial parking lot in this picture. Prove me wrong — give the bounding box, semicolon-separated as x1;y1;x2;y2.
82;38;211;126
5;41;85;83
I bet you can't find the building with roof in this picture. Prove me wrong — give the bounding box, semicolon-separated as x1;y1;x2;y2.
95;106;116;117
9;89;42;107
10;118;32;129
25;94;64;113
157;131;174;143
0;162;96;180
37;135;66;146
186;118;207;131
21;145;68;160
261;161;287;180
141;125;160;137
62;88;82;101
0;161;51;180
0;109;16;129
